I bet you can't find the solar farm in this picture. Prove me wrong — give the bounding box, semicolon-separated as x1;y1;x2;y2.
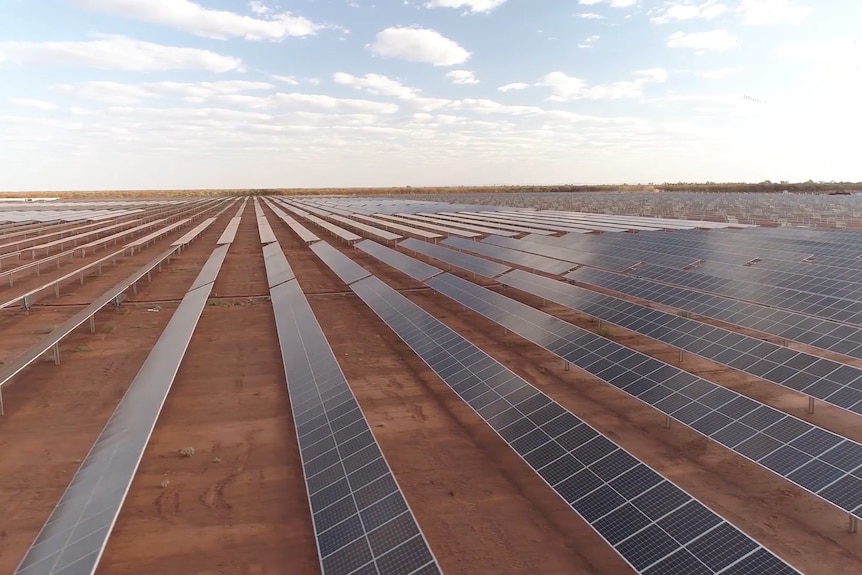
2;193;862;575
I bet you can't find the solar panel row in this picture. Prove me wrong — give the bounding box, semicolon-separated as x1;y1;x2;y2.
264;246;441;575
398;237;511;279
482;234;641;272
431;269;862;520
442;237;575;275
355;240;442;282
629;261;862;326
346;273;799;575
570;267;862;361
14;240;232;575
532;268;862;415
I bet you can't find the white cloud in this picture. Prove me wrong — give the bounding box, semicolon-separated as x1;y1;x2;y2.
701;66;740;78
275;93;399;114
333;72;418;98
577;12;604;18
737;0;809;25
424;0;507;13
368;26;470;66
56;80;274;105
0;34;242;72
498;82;529;92
248;1;270;15
73;0;325;40
578;0;638;7
578;34;600;48
635;67;670;83
667;29;737;50
539;69;667;101
650;1;727;24
271;75;299;85
446;70;479;84
5;97;57;111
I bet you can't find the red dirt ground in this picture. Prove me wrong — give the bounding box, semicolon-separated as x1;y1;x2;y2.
2;198;862;575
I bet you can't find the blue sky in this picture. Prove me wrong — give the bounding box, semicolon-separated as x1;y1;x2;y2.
0;0;859;191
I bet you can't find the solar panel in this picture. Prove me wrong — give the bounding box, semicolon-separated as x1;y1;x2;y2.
345;273;800;575
570;266;862;362
310;241;371;285
429;270;862;521
267;275;440;575
399;237;511;278
355;239;442;282
262;242;296;288
442;236;574;275
13;245;228;575
553;268;862;415
217;217;241;245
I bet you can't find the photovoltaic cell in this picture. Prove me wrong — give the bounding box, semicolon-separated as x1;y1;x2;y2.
265;246;440;575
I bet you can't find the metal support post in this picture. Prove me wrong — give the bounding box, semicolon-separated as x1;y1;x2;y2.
808;396;815;414
89;315;96;333
53;343;60;365
851;515;858;534
564;361;570;371
664;415;672;429
54;282;60;298
678;349;684;362
132;282;138;295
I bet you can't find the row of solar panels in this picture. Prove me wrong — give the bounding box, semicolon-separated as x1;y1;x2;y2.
13;215;235;575
306;238;801;574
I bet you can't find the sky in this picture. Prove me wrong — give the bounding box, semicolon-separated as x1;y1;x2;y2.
0;0;860;191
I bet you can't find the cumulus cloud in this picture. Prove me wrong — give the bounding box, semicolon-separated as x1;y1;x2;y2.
737;0;809;25
275;93;399;114
271;75;299;85
5;97;57;111
539;69;667;101
701;66;740;78
368;26;470;66
577;12;605;18
498;82;529;92
578;0;638;7
0;34;242;72
650;1;728;24
73;0;326;40
446;70;479;84
248;1;270;14
424;0;507;13
667;29;737;50
333;72;418;98
56;80;273;105
578;34;600;48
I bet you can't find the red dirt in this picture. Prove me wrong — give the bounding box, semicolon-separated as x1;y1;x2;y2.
2;197;861;575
